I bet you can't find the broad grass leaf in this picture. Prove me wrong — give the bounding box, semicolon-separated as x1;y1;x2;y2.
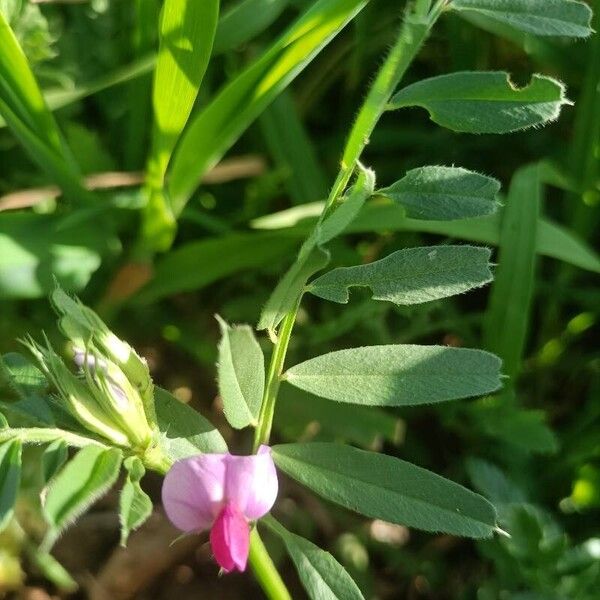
150;0;219;178
263;516;365;600
167;0;368;212
308;245;493;305
252;202;600;274
0;12;84;198
154;387;227;460
214;0;290;55
272;443;497;538
451;0;593;38
0;440;22;531
43;446;123;547
378;166;500;220
285;344;502;406
134;232;299;304
389;72;569;134
216;316;264;429
119;456;152;546
483;164;540;378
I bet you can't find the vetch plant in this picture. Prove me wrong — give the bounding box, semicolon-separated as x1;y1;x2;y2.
0;0;595;598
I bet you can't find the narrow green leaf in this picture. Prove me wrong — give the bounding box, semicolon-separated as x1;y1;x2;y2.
285;344;502;406
214;0;290;56
0;12;84;198
216;316;265;429
308;245;493;305
119;456;152;546
451;0;593;38
466;458;526;506
134;232;299;304
258;244;329;331
377;166;500;221
260;89;329;205
150;0;219;178
263;516;365;600
154;387;227;461
168;0;368;213
389;72;569;134
317;166;375;244
273;443;497;538
0;440;22;531
41;440;68;484
43;446;123;547
484;164;540;378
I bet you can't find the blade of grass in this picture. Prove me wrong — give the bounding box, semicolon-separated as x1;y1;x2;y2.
167;0;369;215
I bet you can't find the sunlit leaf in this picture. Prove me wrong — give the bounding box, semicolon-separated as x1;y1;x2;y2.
119;456;152;546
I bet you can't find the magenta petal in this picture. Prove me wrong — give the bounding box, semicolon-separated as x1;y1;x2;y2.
210;502;250;572
162;454;228;532
225;445;278;521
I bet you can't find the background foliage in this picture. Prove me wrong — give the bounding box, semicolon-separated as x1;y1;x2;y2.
0;0;598;598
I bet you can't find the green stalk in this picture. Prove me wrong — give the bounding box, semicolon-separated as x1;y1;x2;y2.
252;2;445;452
248;529;293;600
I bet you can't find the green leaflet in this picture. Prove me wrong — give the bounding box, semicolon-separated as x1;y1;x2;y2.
389;72;569;134
466;458;527;506
273;443;497;538
0;439;22;531
0;12;84;199
377;165;500;221
308;245;493;305
154;387;227;460
43;446;123;548
119;456;152;546
285;344;502;406
167;0;368;213
216;316;265;429
484;164;540;379
263;516;365;600
451;0;593;38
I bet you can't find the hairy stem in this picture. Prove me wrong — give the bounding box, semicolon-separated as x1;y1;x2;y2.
252;3;444;452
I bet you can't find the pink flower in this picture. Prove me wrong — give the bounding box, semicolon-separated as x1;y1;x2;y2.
161;446;278;572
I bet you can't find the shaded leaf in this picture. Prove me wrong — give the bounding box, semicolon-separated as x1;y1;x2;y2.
154;387;227;460
273;443;497;538
41;439;68;484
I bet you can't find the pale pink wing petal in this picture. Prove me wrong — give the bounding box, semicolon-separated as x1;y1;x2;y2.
162;454;228;532
210;502;250;572
225;445;278;521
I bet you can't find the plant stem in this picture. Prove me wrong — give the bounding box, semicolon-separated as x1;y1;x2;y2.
253;303;299;452
248;529;292;600
252;4;443;454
